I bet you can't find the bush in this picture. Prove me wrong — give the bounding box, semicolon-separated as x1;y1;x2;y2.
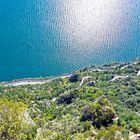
81;97;115;128
118;112;140;133
95;125;126;140
57;92;77;104
0;99;36;140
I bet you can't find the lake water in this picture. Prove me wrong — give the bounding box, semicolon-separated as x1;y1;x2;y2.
0;0;140;81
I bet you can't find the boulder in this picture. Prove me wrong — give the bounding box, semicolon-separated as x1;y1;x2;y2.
69;74;79;82
87;81;96;86
57;92;77;104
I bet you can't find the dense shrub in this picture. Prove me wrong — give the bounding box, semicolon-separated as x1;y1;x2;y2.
81;97;115;128
95;125;126;140
0;99;37;140
57;91;77;104
118;112;140;133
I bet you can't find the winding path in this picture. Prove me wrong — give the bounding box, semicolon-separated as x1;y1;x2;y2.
79;76;92;87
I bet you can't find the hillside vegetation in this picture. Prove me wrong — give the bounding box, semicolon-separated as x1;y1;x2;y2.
1;58;140;140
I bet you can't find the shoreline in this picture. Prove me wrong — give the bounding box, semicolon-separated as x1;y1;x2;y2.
1;74;72;87
1;57;140;87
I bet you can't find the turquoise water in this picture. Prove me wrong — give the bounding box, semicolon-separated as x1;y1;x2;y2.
0;0;140;82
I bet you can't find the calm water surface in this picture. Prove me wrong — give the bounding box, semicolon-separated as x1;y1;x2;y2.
0;0;140;81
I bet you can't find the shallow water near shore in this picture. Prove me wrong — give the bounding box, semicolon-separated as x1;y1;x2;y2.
0;0;140;82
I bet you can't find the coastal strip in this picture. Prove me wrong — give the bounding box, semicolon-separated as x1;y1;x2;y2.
1;75;72;87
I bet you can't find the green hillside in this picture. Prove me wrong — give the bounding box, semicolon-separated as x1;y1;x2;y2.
0;58;140;140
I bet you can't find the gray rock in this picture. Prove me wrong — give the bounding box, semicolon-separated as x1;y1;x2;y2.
87;81;96;86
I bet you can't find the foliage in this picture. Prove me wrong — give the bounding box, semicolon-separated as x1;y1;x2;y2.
57;91;77;104
118;111;140;133
81;97;115;128
0;59;140;139
0;99;37;140
95;125;127;140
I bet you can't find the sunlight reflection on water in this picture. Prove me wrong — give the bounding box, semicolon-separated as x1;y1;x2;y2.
0;0;140;81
